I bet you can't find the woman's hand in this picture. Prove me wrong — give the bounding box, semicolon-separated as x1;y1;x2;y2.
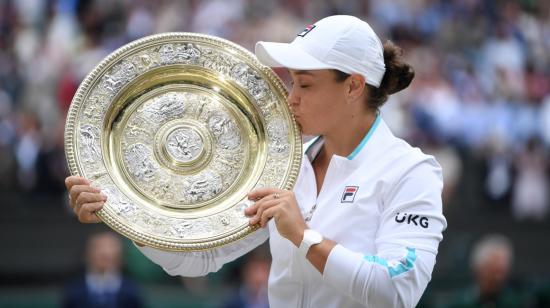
245;188;307;247
65;175;106;223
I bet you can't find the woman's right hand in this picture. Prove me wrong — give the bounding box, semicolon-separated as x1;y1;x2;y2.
65;175;107;223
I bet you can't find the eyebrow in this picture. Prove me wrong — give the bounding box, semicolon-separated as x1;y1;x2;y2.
294;70;313;75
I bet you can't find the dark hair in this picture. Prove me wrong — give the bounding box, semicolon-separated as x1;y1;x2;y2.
333;40;415;111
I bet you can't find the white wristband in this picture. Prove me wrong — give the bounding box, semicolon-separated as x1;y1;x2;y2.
298;229;323;258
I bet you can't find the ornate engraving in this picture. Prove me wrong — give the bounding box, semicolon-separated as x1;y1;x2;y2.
103;60;138;94
199;47;235;75
248;77;269;100
229;63;268;100
208;112;241;149
125;123;154;140
169;219;193;238
132;212;168;235
150;176;174;200
139;93;186;124
218;215;230;226
213;152;243;187
267;120;290;155
83;96;105;123
87;171;108;182
261;161;277;186
189;95;210;120
258;97;278;115
165;127;204;163
80;124;101;163
124;143;159;182
229;63;249;84
102;186;138;216
165;217;214;239
179;170;223;203
159;43;201;65
130;53;159;72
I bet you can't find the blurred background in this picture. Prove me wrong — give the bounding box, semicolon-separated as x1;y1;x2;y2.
0;0;549;307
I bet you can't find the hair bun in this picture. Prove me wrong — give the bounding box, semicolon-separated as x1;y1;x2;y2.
380;41;415;95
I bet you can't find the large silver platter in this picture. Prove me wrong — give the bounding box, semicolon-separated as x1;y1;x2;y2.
64;33;302;251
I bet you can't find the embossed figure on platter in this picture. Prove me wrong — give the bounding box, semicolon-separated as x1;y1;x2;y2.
166;128;204;163
208;112;241;150
80;124;101;163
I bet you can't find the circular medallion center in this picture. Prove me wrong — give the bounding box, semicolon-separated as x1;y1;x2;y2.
153;119;214;174
165;127;204;163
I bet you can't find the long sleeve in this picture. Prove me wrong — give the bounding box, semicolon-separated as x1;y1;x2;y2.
322;158;447;307
136;228;269;277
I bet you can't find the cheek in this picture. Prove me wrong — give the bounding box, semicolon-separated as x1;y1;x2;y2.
298;98;341;134
310;89;344;117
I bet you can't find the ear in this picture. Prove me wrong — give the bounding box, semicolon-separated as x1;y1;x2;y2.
347;74;366;102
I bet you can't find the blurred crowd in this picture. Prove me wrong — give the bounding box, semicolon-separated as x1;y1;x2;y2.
0;0;549;306
63;232;144;308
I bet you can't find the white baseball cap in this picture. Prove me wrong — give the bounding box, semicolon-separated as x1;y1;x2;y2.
255;15;386;87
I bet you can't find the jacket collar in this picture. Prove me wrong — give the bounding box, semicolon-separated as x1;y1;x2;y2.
303;115;393;166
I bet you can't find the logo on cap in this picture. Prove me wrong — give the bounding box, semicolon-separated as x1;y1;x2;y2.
341;186;359;203
297;24;316;37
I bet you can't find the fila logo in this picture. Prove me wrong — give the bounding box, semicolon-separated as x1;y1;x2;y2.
395;213;429;228
341;186;359;203
297;24;316;37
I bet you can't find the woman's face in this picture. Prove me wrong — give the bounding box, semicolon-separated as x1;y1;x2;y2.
287;69;350;136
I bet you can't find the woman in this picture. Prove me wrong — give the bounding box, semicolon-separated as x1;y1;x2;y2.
66;15;447;307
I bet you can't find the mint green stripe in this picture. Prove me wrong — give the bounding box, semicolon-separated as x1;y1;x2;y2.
363;247;417;278
347;115;381;160
305;136;320;154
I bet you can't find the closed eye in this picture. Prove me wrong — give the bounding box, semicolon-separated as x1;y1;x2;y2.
290;79;312;89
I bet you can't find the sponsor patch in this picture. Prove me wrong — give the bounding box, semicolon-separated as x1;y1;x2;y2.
394;213;429;228
341;186;359;203
298;24;316;37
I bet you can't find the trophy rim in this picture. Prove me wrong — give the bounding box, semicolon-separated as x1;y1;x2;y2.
64;32;302;251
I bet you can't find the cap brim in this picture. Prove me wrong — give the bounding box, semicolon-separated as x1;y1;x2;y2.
255;41;331;70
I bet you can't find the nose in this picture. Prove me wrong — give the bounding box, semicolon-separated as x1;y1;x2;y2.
286;86;299;107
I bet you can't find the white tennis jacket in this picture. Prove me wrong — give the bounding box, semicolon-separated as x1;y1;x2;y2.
137;116;447;307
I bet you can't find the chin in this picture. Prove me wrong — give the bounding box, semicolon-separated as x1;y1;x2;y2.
298;124;310;135
295;120;318;136
300;127;318;136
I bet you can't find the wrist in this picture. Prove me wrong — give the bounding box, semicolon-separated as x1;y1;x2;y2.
292;228;306;247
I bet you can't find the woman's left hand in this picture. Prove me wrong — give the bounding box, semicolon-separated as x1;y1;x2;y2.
245;188;307;246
